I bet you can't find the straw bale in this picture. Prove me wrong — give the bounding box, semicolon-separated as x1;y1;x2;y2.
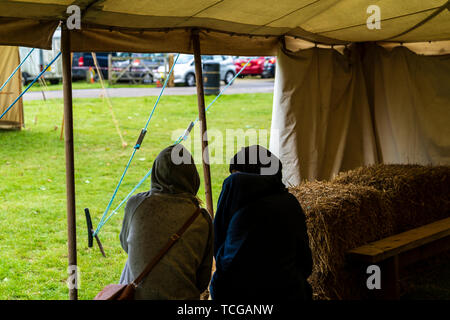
289;181;394;299
289;164;450;299
332;164;450;232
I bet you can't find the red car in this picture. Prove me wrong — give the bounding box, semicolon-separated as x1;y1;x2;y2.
234;56;276;78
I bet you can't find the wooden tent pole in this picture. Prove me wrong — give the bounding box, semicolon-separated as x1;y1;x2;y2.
192;30;214;217
61;26;77;300
60;52;73;141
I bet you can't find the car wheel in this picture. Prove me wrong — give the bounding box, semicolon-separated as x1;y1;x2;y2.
224;71;235;85
143;73;153;84
22;73;28;86
185;73;196;87
49;79;60;85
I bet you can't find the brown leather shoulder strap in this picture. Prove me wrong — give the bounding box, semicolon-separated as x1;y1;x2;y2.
132;207;202;287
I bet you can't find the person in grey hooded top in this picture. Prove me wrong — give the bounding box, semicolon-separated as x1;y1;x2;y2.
119;144;213;300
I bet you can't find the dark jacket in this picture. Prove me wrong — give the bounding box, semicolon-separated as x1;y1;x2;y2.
210;172;312;300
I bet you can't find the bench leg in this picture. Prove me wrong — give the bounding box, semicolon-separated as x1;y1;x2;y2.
380;256;400;299
362;256;399;300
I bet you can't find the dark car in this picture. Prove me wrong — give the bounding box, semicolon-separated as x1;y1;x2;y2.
72;52;116;81
262;56;276;78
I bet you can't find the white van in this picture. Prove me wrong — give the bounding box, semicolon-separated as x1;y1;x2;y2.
19;28;62;85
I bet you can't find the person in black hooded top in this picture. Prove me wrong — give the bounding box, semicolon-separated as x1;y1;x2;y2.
210;145;313;300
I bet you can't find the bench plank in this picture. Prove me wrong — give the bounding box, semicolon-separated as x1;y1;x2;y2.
348;217;450;263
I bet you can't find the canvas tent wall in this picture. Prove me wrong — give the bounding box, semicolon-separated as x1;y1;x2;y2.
270;43;450;184
0;46;23;129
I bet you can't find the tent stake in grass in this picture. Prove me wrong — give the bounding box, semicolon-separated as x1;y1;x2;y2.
85;208;106;257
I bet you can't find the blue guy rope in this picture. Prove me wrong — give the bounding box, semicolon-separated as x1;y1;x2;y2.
93;58;255;235
96;167;153;231
0;48;35;93
0;51;61;120
92;53;180;237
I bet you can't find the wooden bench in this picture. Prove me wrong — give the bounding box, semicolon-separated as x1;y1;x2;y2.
347;217;450;299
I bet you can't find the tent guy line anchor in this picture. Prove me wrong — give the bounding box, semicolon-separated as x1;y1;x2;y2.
85;208;106;257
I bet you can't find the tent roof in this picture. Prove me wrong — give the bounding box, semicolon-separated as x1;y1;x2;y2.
1;0;449;54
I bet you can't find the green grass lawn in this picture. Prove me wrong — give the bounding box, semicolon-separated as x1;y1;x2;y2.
0;93;273;299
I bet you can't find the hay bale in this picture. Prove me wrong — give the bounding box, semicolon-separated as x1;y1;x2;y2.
289;181;395;300
290;164;450;299
332;164;450;232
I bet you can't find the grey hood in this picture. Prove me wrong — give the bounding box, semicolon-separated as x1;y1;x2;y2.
120;144;201;253
150;144;200;196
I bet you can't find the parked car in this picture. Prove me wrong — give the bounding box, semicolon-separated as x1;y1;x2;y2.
234;56;265;77
234;56;276;78
262;56;276;78
72;52;115;81
19;28;62;85
110;53;164;83
156;54;237;86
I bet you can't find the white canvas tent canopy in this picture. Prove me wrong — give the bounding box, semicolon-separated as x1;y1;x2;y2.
1;0;449;300
1;0;450;53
